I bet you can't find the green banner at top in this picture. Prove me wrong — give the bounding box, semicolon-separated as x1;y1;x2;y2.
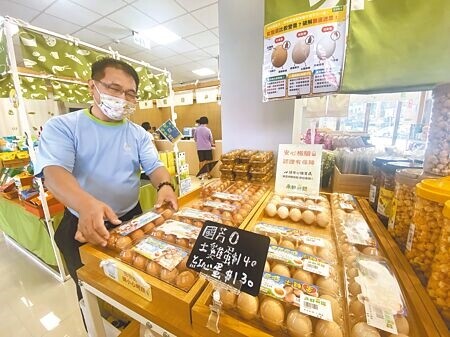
265;0;347;25
18;27;108;81
342;0;450;93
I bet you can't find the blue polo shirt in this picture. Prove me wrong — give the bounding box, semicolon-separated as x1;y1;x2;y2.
35;109;162;217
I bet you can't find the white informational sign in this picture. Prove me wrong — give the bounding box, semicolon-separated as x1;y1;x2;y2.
275;144;322;195
262;5;348;101
138;100;153;109
174;90;194;106
156;96;174;108
196;87;219;103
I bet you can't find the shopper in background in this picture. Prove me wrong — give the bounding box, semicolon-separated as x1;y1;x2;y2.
141;121;154;141
194;116;214;177
35;58;178;301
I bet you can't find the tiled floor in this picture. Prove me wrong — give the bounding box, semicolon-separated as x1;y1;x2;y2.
0;234;87;337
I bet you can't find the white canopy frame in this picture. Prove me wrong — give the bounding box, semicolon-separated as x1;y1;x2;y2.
1;16;177;283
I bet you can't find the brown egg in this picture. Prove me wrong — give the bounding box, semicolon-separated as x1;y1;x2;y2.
154;216;165;226
298;245;315;256
211;209;221;216
133;255;148;271
153;230;164;239
142;222;155;233
223;220;235;227
260;297;285;331
161;209;174;220
220;289;237;309
119;249;135;264
347;267;359;279
163;234;177;244
233;213;244;224
178;256;189;271
175;271;196;291
351;322;381;337
316;276;339;296
107;233;119;249
284;292;296;303
264;261;271;272
286;310;313;337
280;240;296;250
129;229;145;242
395;316;410;335
271;264;291;278
160;267;179;283
349;280;362;296
292;269;313;284
193;220;204;228
317;247;335;262
183;218;193;225
222;211;232;220
362;247;380;256
236;293;259;320
146;261;161;277
176;238;190;248
238;209;249;217
115;236;132;250
320;294;342;323
264;237;276;247
315;320;343;337
349;298;365;323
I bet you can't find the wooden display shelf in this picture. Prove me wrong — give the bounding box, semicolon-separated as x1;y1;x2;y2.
356;198;449;337
79;183;270;337
78;266;199;337
119;320;140;337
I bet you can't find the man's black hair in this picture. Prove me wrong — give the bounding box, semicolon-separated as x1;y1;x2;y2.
141;122;151;131
91;57;139;88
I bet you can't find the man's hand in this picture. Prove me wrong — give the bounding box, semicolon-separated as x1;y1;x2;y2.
155;185;178;211
76;199;121;246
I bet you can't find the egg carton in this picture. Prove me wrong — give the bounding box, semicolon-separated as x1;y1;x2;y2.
149;219;201;249
343;253;412;337
117;235;199;292
216;272;347;337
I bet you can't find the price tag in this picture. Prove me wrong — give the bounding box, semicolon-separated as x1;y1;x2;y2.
303;258;330;277
339;201;354;211
100;260;152;301
299;293;333;321
300;235;325;247
365;302;398;334
369;185;377;203
405;224;415;251
187;221;270;296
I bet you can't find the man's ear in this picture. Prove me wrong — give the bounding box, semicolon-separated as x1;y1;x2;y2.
87;79;95;93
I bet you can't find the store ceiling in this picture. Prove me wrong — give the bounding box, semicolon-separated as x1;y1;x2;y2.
0;0;219;84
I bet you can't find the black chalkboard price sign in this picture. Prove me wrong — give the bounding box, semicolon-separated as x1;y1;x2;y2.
187;221;270;296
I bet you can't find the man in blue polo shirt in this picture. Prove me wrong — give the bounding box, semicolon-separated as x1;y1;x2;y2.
35;58;177;300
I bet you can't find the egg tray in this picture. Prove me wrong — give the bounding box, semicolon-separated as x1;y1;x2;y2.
115;234;199;292
148;218;202;250
192;283;348;337
342;253;413;337
200;179;234;199
245;192;335;241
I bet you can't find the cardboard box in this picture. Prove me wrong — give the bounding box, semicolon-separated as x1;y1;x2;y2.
331;165;371;197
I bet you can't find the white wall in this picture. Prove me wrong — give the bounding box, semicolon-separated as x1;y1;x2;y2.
219;0;295;153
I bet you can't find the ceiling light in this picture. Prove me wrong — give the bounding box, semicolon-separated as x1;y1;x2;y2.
192;68;215;76
139;26;180;45
20;297;33;308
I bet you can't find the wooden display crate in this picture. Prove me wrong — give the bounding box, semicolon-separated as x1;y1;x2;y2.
356;198;448;337
79;183;270;335
0;158;30;169
331;165;371;197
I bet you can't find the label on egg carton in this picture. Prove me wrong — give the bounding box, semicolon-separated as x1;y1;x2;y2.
203;200;238;212
212;192;243;201
299;293;333;322
255;222;300;237
364;302;398;334
155;220;201;240
260;272;319;306
286;192;327;202
133;237;188;271
268;245;331;277
175;208;224;224
115;211;161;236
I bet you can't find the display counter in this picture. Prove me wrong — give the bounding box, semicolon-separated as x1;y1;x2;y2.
155;140;222;177
77;188;448;337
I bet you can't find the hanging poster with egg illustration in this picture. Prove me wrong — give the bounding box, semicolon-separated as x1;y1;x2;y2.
263;3;348;101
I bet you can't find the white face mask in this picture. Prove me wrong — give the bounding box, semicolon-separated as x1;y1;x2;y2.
93;83;136;121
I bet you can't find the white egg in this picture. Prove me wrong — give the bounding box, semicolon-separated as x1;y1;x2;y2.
351;322;381;337
265;203;277;217
289;208;302;222
316;213;330;227
301;210;315;225
292;39;311;64
277;206;289;219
